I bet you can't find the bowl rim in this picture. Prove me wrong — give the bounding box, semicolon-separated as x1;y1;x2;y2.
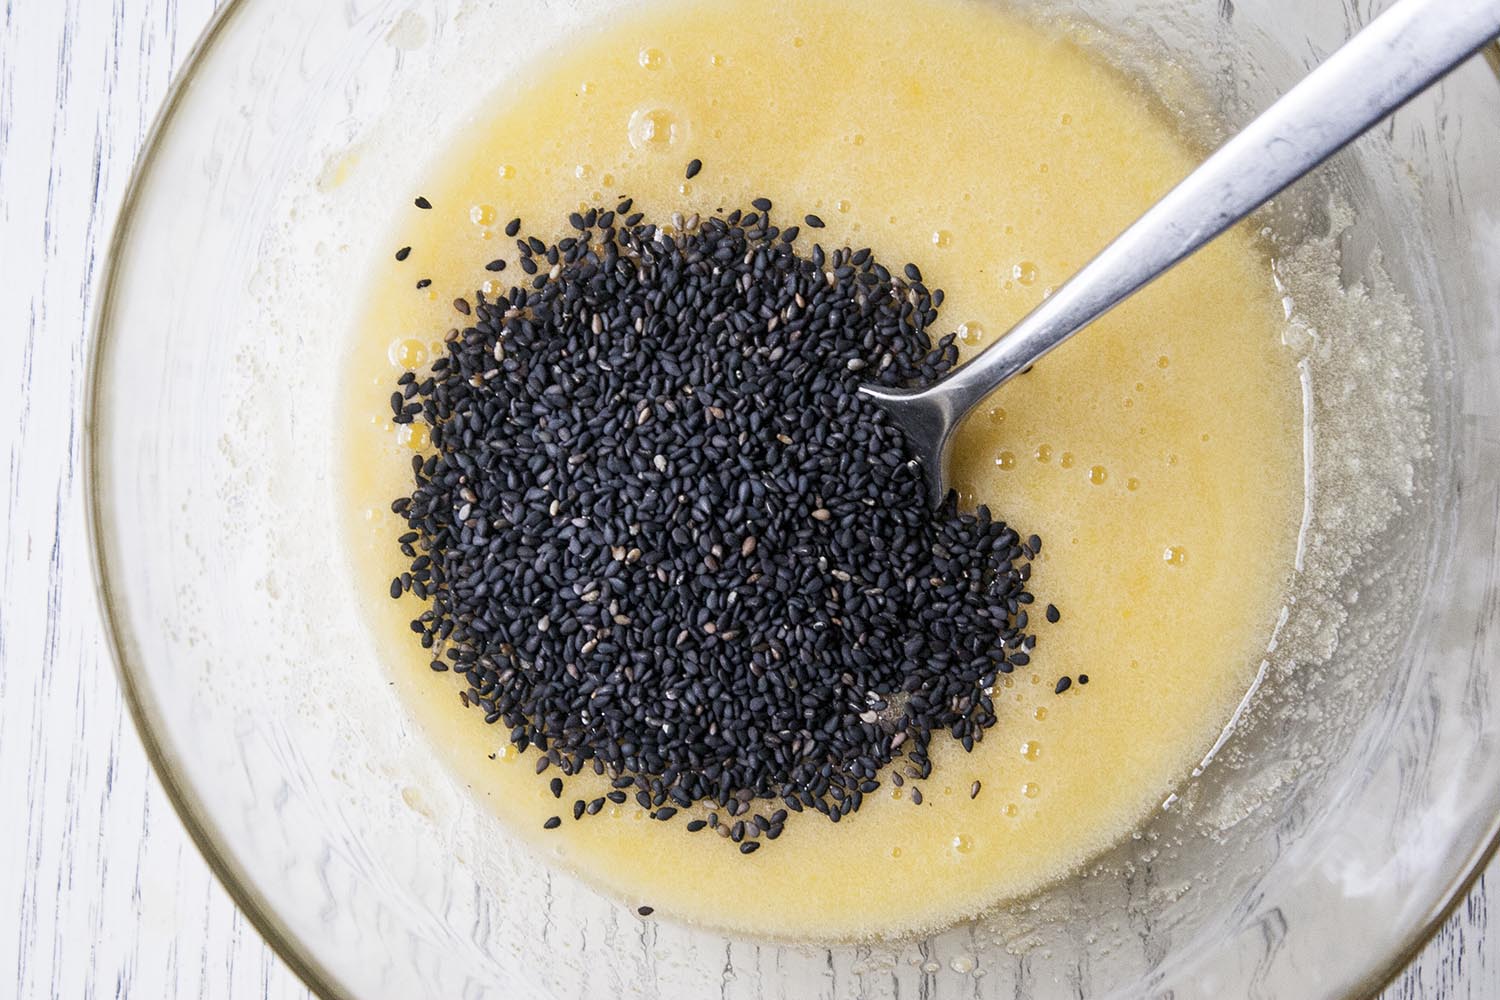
83;1;1500;997
84;3;358;996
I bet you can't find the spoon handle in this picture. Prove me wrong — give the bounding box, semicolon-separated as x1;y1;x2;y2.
936;0;1500;420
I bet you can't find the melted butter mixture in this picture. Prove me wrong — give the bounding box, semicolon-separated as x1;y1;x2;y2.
341;0;1303;939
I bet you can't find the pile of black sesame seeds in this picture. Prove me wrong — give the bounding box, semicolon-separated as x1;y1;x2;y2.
389;174;1055;854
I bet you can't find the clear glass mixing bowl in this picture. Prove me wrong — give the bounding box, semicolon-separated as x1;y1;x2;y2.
87;0;1500;996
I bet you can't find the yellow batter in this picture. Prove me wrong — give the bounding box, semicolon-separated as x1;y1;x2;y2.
340;0;1303;939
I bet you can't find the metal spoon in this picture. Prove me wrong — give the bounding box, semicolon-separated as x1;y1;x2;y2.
861;0;1500;504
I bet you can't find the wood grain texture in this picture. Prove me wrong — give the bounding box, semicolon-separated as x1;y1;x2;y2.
0;0;1490;997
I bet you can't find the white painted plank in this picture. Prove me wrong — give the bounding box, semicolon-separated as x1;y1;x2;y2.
0;0;1486;996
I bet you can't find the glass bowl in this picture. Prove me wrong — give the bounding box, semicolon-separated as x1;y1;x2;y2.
87;0;1500;996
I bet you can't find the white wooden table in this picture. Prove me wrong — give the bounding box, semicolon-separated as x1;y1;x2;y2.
0;1;1491;996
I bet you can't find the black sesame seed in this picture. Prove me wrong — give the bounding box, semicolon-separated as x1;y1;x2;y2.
1078;674;1089;685
388;197;1047;856
685;158;703;179
1055;676;1073;694
637;905;654;916
395;246;412;261
970;780;981;799
414;196;432;210
1046;603;1060;623
543;816;561;830
416;278;432;290
485;259;507;272
804;214;825;228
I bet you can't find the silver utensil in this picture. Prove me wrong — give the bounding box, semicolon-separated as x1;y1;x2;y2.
861;0;1500;504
